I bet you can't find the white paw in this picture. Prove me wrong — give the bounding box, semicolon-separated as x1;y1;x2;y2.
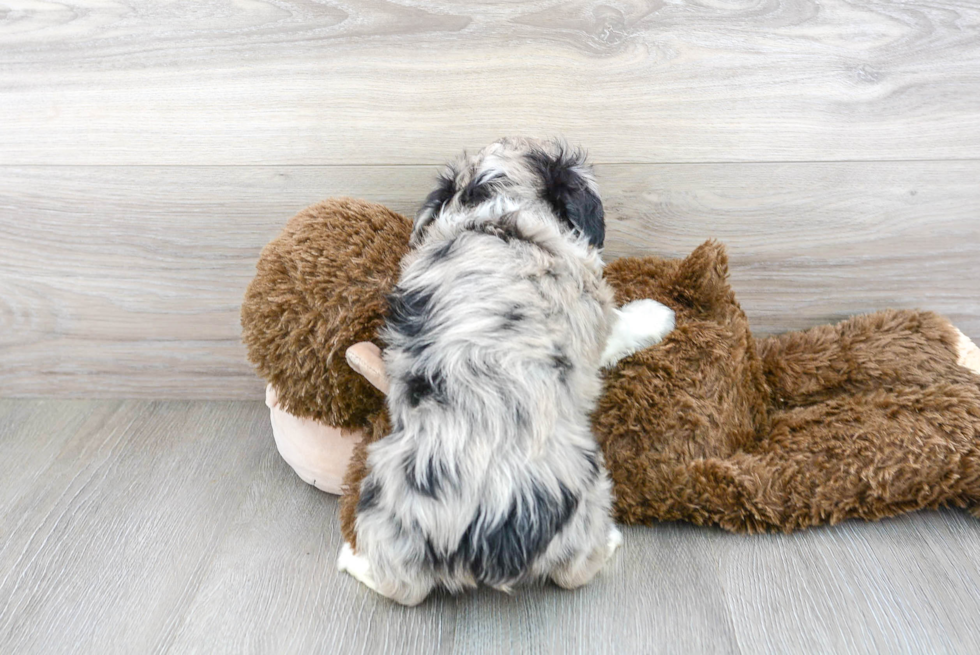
601;299;675;368
337;542;379;592
606;525;623;558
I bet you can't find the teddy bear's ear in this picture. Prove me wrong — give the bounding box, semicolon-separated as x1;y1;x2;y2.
412;169;457;246
670;240;732;316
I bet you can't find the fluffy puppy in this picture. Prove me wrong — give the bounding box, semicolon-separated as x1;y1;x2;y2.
338;138;673;605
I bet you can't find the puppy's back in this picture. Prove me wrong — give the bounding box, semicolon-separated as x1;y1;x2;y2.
360;213;610;589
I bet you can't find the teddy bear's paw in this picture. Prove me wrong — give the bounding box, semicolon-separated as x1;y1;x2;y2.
954;328;980;376
337;542;380;592
601;299;675;368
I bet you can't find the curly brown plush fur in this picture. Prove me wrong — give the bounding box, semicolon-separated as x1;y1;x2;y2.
241;199;980;543
242;198;411;429
600;243;980;532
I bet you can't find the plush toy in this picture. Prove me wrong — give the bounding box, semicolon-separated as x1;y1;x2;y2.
242;198;980;546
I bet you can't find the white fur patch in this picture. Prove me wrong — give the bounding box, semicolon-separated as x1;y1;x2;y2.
601;299;676;368
955;327;980;375
337;542;379;593
606;525;623;558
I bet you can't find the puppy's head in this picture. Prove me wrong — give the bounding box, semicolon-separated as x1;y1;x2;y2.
412;137;605;249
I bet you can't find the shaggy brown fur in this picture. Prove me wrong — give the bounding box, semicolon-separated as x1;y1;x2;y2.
241;199;980;543
600;243;980;532
338;410;390;548
241;198;411;429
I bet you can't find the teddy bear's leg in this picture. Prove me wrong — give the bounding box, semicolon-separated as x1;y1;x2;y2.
605;452;786;533
601;299;676;368
757;310;970;404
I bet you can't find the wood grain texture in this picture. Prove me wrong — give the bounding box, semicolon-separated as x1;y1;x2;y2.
1;163;977;398
602;162;980;337
2;400;980;654
0;400;273;654
1;0;979;165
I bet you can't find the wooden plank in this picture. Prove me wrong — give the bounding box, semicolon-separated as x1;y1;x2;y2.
1;162;977;398
1;0;979;165
0;400;273;654
602;162;980;336
0;164;428;399
0;399;116;515
3;400;980;653
167;481;741;654
163;421;462;655
721;511;980;653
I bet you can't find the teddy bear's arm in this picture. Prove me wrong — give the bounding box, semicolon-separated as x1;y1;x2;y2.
346;342;389;394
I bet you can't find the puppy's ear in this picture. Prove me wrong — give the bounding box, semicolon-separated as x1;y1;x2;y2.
412;169;456;246
527;145;605;248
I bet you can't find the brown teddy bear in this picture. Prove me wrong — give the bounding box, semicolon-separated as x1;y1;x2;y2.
242;198;980;547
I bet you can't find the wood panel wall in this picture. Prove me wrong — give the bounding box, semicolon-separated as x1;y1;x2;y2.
1;0;977;397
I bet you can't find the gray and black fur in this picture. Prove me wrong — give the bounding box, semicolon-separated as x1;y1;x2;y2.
341;138;621;605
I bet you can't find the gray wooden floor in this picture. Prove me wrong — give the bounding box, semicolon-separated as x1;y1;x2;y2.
2;399;979;654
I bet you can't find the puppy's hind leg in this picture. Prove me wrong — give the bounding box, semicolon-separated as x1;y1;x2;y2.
378;577;434;607
337;541;380;592
549;524;623;590
550;526;621;590
337;542;434;606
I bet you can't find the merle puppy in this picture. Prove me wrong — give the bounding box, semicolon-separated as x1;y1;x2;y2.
338;137;674;605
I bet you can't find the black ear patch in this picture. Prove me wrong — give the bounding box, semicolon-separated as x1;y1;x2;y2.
412;169;457;244
527;147;605;248
403;451;452;498
420;170;456;217
459;172;503;207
